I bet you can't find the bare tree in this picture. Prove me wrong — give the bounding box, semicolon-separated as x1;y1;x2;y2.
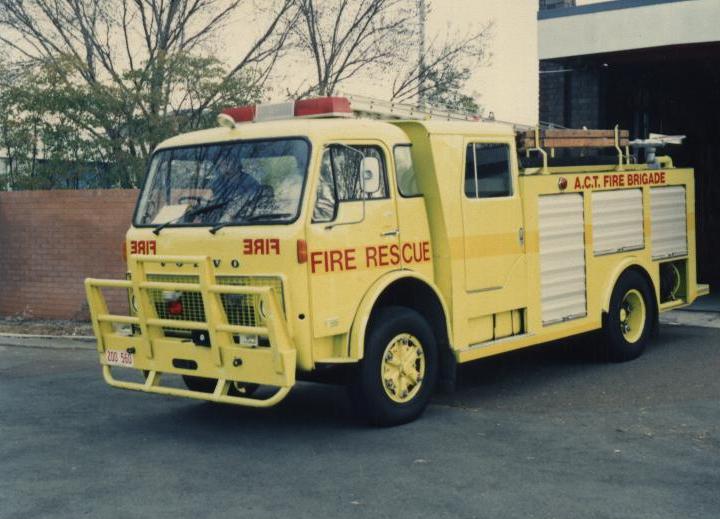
293;0;416;97
0;0;295;112
391;20;493;112
291;0;492;112
0;0;297;186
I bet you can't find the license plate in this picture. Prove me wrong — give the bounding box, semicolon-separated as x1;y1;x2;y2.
105;349;134;368
237;334;259;347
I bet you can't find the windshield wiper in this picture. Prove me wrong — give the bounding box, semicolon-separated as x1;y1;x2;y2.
152;200;230;235
209;213;292;235
244;212;292;222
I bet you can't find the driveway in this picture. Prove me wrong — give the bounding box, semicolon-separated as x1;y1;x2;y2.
1;324;718;519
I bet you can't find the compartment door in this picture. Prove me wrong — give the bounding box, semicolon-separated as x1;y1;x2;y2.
651;186;688;260
538;193;587;325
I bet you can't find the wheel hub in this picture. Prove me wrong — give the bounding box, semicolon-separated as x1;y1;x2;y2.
381;333;426;403
619;289;646;344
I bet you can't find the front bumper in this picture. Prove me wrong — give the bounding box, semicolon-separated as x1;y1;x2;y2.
85;254;296;407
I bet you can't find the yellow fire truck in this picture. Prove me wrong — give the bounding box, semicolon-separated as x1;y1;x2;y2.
86;96;708;425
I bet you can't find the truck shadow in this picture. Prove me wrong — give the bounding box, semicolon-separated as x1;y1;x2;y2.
435;324;695;412
140;325;687;433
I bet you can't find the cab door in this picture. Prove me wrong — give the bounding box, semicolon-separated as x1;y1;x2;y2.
461;141;526;302
306;143;400;340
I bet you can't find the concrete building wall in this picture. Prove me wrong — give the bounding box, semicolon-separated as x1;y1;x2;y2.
540;0;720;60
429;0;539;126
0;190;138;320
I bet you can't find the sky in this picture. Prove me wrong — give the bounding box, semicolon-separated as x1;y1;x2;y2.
220;0;540;126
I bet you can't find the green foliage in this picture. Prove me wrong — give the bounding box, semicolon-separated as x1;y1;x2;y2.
0;55;264;190
422;65;481;114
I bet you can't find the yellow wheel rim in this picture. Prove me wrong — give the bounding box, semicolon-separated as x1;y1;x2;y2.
620;289;646;344
381;333;426;404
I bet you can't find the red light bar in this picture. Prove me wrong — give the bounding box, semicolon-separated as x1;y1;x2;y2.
221;105;256;123
221;96;352;124
294;97;351;118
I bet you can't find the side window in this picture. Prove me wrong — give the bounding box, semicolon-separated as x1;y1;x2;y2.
394;145;421;197
464;143;513;198
333;146;388;201
312;151;337;223
312;145;389;223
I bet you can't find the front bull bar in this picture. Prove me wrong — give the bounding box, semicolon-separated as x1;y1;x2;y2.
85;254;296;407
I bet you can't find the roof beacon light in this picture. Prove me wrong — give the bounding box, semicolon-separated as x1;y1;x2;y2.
256;101;295;121
216;113;237;129
221;96;353;124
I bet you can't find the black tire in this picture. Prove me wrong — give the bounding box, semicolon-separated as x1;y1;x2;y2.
182;375;217;393
182;375;259;397
602;270;655;362
348;306;438;426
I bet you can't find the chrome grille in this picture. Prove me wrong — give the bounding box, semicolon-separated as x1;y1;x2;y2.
145;274;284;335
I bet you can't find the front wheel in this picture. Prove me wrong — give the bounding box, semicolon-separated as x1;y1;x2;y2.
602;270;655;362
348;306;438;426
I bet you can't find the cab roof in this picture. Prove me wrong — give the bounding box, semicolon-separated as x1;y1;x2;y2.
156;117;516;151
390;119;516;137
156;117;411;150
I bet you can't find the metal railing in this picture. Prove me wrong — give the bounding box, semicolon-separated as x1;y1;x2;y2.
85;254;296;407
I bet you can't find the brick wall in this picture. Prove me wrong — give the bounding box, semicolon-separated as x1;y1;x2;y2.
567;66;601;129
540;59;602;129
539;60;568;126
0;189;139;320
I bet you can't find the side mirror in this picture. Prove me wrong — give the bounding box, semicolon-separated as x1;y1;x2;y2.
360;157;381;194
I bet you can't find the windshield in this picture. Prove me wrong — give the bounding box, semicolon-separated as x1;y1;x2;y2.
135;139;310;227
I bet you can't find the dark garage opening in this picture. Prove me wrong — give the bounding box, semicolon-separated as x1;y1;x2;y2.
541;42;720;290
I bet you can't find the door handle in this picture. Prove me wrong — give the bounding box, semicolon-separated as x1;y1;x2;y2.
381;229;400;237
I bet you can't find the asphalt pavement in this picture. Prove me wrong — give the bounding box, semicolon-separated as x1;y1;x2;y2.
1;324;718;519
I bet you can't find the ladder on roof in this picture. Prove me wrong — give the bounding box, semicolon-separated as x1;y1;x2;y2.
341;95;684;174
345;94;633;170
344;93;495;124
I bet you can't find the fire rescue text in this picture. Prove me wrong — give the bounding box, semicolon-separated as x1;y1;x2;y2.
310;241;431;274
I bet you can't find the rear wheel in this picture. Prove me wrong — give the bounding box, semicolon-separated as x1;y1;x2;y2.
348;306;437;426
602;270;655;362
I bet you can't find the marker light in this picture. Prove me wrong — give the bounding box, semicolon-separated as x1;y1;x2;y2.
221;96;353;124
297;239;308;264
162;291;183;316
167;299;184;316
216;113;238;129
